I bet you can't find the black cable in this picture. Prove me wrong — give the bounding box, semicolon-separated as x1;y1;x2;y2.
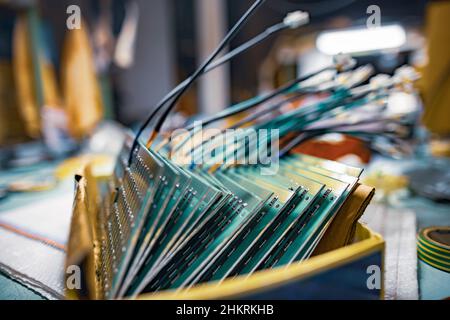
128;0;266;165
213;22;286;68
142;22;286;136
150;0;266;144
150;21;287;131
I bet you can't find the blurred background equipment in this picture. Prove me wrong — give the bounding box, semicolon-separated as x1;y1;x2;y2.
408;166;450;202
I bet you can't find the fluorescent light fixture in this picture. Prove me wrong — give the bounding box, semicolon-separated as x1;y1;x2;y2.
316;25;406;55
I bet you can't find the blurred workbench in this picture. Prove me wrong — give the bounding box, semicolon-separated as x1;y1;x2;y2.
0;161;74;300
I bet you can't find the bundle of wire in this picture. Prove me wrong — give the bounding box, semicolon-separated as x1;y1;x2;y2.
168;64;419;167
95;0;420;299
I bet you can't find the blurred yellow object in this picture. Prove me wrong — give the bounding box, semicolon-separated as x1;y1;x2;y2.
13;14;40;138
313;183;375;255
0;61;27;145
421;1;450;136
430;138;450;158
363;171;409;196
12;13;63;139
61;20;104;140
55;154;114;181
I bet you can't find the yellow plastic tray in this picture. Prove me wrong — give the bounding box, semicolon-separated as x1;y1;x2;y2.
142;223;384;300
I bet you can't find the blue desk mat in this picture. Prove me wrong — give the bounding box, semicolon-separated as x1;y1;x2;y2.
0;161;73;300
0;272;45;300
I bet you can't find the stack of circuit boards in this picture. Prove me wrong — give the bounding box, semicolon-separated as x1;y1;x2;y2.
96;132;363;299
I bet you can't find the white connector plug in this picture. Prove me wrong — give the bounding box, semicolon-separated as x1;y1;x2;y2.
284;11;310;29
393;66;420;84
370;74;392;90
333;54;356;72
